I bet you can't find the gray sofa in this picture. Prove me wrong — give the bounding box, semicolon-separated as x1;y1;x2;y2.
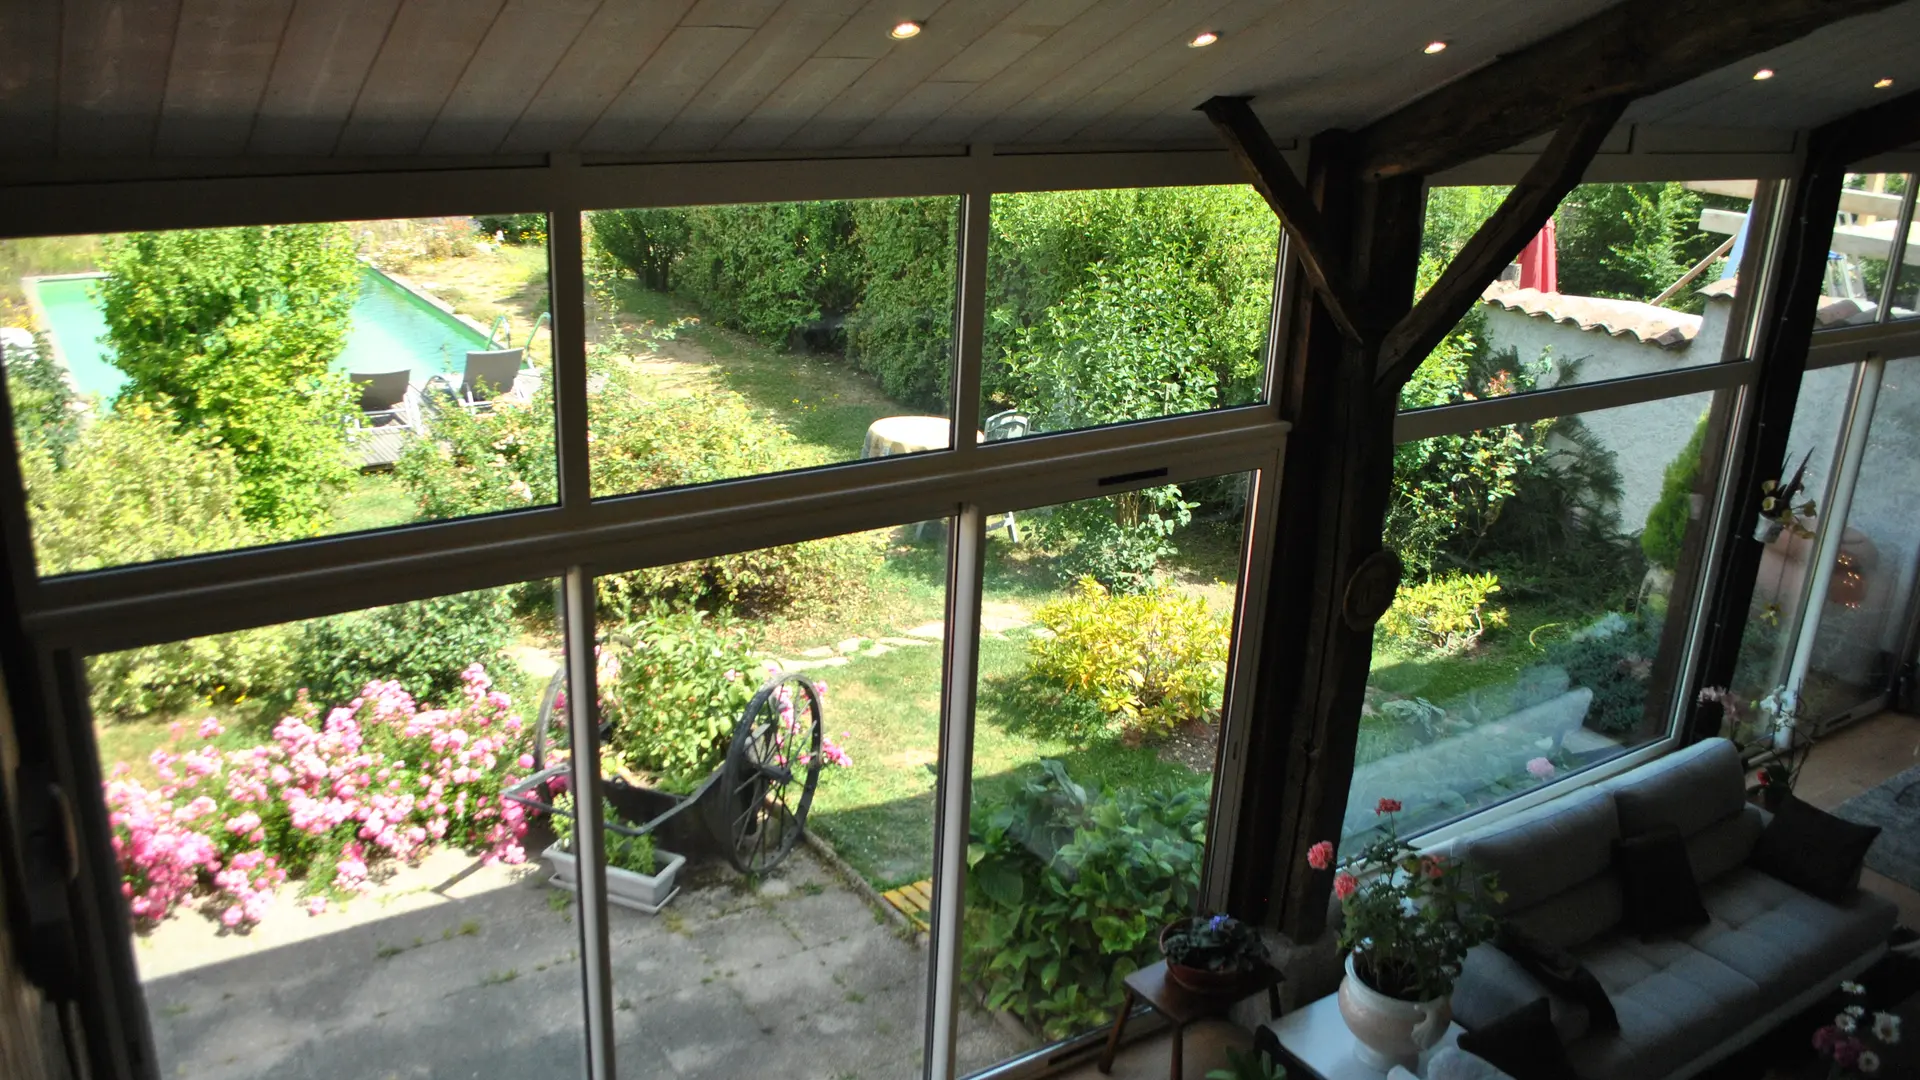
1437;737;1897;1079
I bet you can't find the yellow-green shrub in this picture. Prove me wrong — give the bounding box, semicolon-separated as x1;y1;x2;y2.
1025;577;1227;740
1379;572;1508;654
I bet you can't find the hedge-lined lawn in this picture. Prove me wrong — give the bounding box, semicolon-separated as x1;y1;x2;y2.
806;631;1204;892
605;280;902;465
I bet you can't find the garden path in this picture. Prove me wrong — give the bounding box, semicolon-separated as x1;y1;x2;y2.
134;840;1028;1079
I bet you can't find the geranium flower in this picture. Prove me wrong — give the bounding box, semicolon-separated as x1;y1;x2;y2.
1526;757;1556;780
1307;840;1334;871
1375;798;1402;815
1333;873;1359;900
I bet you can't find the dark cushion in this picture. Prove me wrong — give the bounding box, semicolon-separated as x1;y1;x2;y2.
1613;824;1710;938
1457;997;1577;1080
1494;923;1618;1034
1748;794;1881;902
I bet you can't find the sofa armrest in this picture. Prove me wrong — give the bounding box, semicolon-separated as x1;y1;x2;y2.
1392;1047;1519;1080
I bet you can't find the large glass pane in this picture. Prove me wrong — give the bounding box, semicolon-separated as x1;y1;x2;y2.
1354;393;1723;851
958;473;1251;1075
89;580;581;1077
1729;364;1857;704
1403;181;1756;411
1796;357;1920;720
580;198;959;499
980;186;1277;438
1825;172;1911;325
2;216;555;576
1886;176;1920;322
564;522;976;1078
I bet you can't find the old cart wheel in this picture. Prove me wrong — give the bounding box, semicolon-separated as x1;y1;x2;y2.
531;635;628;771
719;671;824;874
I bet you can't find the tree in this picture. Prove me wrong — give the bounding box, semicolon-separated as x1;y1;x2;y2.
4;329;79;464
1555;182;1719;311
97;224;362;534
1642;413;1710;570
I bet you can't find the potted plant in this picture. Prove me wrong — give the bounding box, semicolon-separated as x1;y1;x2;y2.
1160;913;1270;993
1813;980;1903;1078
1305;799;1503;1071
1698;683;1814;810
543;793;685;913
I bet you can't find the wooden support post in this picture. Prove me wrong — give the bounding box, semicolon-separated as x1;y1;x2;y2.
1224;129;1425;937
1201;97;1380;346
1376;98;1628;389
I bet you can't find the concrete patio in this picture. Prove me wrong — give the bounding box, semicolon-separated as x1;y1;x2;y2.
135;840;1028;1079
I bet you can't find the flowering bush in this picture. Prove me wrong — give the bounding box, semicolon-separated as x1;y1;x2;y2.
105;664;534;930
1307;799;1503;1002
1024;576;1228;742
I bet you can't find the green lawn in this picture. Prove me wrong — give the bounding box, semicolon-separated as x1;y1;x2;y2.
333;470;418;534
806;630;1204;891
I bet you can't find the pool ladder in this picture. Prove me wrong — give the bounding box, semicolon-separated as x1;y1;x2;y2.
484;311;552;352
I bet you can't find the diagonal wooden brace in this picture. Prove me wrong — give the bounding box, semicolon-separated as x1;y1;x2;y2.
1201;96;1381;347
1375;97;1629;392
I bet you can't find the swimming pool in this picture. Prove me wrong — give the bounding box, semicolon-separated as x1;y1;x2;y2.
29;264;494;402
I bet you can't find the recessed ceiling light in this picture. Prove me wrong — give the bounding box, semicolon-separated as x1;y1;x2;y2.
1423;41;1448;55
1874;77;1895;89
890;20;921;39
1752;68;1775;81
1188;31;1219;48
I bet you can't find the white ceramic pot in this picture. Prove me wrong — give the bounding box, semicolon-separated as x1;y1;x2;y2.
1336;953;1452;1071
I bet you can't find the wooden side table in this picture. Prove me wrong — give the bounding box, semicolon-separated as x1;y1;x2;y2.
1097;960;1284;1080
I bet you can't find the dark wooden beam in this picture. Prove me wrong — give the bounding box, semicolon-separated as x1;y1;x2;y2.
1201;97;1379;346
1355;0;1905;181
1821;84;1920;166
1376;97;1628;390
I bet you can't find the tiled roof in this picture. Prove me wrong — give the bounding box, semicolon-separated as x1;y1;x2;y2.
1480;285;1701;349
1698;277;1875;327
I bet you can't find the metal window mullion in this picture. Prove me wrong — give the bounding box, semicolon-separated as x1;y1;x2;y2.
925;505;985;1080
550;199;593;515
1200;453;1284;911
1874;176;1918;323
1393;361;1753;444
562;566;616;1080
950;188;990;455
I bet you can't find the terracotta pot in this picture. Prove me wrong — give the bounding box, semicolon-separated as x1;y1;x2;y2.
1336;953;1452;1071
1159;919;1256;995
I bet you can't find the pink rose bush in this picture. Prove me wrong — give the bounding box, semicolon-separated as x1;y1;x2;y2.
106;664;532;931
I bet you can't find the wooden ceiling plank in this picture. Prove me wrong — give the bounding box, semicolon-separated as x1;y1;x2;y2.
714;55;875;150
846;81;979;146
418;0;601;157
496;0;694;154
904;0;1158;146
651;3;866;153
156;0;297;157
811;0;943;62
1357;0;1908;180
334;0;509;156
976;0;1241;147
0;0;64;157
578;25;757;152
784;0;1026;148
923;0;1099;85
247;0;402;156
59;0;185;157
681;0;788;26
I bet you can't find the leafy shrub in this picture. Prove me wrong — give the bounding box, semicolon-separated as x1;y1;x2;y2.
287;588;518;712
104;665;533;928
843;198;958;409
474;213;548;246
965;761;1207;1038
1025;486;1195;594
1024;578;1228;741
5;329;79;463
1643;413;1709;570
1542;614;1662;735
597;607;763;789
395;346;864;617
550;794;658;875
98;224;361;533
1379;572;1509;654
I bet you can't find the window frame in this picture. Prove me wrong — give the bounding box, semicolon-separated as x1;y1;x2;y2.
0;152;1288;1080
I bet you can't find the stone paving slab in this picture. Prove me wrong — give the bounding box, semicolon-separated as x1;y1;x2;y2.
136;844;1029;1080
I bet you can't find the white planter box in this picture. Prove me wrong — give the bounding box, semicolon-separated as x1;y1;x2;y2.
542;841;684;914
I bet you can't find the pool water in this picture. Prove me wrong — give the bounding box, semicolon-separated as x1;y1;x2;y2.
31;265;493;402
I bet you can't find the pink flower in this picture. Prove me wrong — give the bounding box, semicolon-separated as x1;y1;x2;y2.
1526;757;1556;780
1375;798;1402;815
198;717;225;740
1421;854;1447;879
1833;1037;1863;1069
1307;841;1334;871
1333;873;1359;901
